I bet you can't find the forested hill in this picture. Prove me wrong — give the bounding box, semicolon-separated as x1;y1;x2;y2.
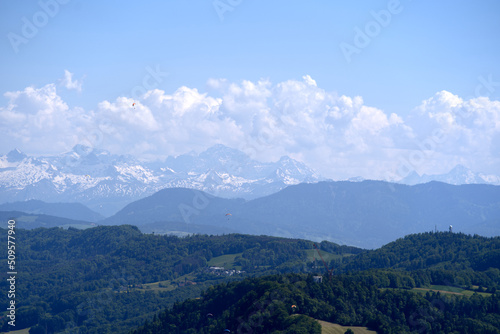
335;232;500;299
132;232;500;334
0;225;360;333
341;232;500;272
1;226;499;333
132;273;500;334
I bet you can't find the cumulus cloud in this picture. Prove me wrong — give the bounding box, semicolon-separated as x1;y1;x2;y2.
60;70;83;92
0;84;89;154
199;76;414;177
97;97;159;131
403;91;500;176
1;76;499;180
3;84;68;115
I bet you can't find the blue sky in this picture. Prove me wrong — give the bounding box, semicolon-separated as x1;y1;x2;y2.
1;0;500;180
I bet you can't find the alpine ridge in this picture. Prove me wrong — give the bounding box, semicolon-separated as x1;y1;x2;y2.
102;181;500;249
0;144;321;216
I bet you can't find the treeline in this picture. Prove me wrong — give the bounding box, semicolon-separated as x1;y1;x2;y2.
337;232;500;291
132;232;500;334
0;226;499;333
340;232;500;272
132;273;500;334
0;226;343;333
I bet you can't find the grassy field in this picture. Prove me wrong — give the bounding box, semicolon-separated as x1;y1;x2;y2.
0;328;30;334
412;285;491;297
316;319;377;334
305;249;343;263
139;279;177;292
207;249;351;272
207;253;243;270
131;273;198;292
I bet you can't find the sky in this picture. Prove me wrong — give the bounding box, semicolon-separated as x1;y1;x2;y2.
1;0;499;180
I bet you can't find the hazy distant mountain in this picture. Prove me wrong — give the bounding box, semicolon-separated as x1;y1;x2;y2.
400;164;500;186
0;200;103;222
102;181;500;249
102;187;244;226
0;145;321;216
6;148;27;162
0;210;94;229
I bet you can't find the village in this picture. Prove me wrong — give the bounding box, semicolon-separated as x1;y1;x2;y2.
205;266;246;276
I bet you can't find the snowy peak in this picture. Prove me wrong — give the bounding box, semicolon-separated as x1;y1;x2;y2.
197;144;251;174
400;164;500;186
0;144;322;215
277;155;316;175
51;145;142;178
447;164;484;184
61;145;115;166
200;144;248;161
72;144;94;156
267;155;319;185
159;145;320;183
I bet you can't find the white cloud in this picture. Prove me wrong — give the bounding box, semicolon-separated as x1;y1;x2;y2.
1;77;499;180
302;75;317;87
4;84;68;115
60;70;83;92
401;90;500;176
0;84;87;154
97;97;159;131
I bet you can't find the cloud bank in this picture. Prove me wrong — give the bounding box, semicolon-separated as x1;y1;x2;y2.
1;74;499;180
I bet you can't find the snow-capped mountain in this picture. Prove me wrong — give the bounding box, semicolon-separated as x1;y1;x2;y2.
0;144;322;216
400;164;500;186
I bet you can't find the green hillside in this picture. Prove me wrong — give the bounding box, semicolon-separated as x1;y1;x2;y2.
1;226;499;333
0;226;356;333
132;273;500;334
315;319;377;334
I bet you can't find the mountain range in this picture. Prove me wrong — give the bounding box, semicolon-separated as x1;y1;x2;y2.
401;164;500;186
101;181;500;249
0;199;104;222
0;144;321;216
1;144;499;219
2;179;499;248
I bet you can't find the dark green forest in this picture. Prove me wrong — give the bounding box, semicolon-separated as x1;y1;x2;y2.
0;225;356;333
133;232;500;334
0;226;499;333
133;273;500;334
